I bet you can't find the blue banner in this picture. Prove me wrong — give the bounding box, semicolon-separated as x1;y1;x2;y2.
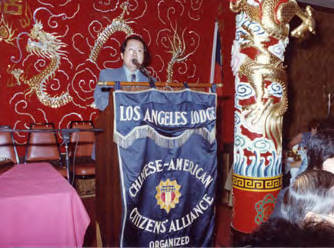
114;89;217;247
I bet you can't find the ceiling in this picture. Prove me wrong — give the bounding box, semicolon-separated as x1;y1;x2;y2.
297;0;334;9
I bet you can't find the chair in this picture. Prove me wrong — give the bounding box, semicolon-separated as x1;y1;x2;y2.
24;123;67;177
69;120;96;196
0;125;19;174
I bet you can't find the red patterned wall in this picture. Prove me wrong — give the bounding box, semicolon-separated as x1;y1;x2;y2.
0;0;234;149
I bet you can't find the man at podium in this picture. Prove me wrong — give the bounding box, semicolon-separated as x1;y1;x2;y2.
94;35;153;111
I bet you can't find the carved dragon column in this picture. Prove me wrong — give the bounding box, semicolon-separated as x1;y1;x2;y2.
229;0;315;233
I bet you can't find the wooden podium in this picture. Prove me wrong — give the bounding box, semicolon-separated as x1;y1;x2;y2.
95;88;121;247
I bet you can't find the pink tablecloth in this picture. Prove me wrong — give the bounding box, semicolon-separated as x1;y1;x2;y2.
0;162;90;247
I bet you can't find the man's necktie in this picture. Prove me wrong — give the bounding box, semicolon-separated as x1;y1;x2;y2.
131;74;136;82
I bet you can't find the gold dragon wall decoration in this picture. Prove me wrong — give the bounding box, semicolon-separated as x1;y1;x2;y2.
229;0;315;233
89;1;134;63
8;1;135;109
166;26;198;84
10;20;72;108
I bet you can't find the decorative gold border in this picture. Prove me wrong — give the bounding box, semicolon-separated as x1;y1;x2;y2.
232;174;282;192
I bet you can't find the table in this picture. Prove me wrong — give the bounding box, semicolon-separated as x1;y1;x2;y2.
0;162;90;247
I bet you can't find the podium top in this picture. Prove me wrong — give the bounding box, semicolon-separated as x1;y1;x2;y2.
97;81;222;88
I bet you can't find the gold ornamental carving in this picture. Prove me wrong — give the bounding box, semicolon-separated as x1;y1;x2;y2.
89;1;134;62
230;0;315;152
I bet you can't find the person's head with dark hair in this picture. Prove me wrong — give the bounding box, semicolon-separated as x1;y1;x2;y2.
282;170;334;225
240;170;334;247
307;129;334;172
120;34;151;70
238;217;334;247
237;218;302;247
308;118;320;134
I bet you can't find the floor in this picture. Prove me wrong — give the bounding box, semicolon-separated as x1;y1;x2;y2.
81;196;233;247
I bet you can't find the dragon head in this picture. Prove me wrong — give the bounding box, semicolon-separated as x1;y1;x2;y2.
26;20;67;58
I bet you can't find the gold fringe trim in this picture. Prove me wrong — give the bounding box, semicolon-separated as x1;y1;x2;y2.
114;125;216;149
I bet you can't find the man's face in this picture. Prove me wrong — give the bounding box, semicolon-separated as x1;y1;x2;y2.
121;39;144;72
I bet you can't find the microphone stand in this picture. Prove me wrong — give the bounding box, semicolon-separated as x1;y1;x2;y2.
132;59;156;87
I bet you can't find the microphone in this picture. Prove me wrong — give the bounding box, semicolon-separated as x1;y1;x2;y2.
131;59;155;87
132;58;142;69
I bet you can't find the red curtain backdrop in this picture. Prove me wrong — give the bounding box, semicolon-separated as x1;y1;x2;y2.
0;0;234;150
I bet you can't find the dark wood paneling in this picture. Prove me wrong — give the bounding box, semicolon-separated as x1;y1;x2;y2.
284;7;334;140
